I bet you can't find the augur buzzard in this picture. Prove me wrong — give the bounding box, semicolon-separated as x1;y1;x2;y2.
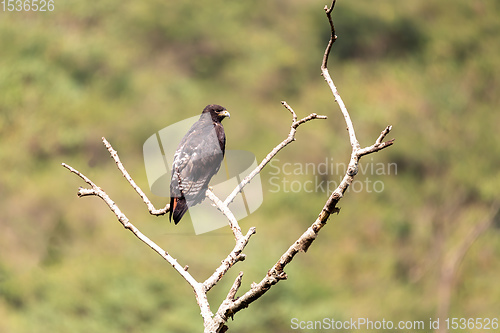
169;104;230;224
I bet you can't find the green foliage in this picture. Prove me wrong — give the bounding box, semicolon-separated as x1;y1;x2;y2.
1;0;499;332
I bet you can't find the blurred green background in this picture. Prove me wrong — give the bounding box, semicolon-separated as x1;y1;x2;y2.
1;0;499;332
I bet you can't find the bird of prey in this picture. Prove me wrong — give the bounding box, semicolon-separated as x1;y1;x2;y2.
169;104;230;224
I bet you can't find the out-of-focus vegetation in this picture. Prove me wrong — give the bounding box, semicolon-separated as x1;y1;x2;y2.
1;0;499;332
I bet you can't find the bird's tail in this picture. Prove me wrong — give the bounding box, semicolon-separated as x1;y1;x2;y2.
170;196;188;225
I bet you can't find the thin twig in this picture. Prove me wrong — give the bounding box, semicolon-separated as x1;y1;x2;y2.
321;0;337;71
223;101;327;207
226;272;244;301
321;0;359;150
102;137;169;216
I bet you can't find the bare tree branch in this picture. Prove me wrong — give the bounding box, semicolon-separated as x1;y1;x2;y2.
223;101;327;207
321;0;337;72
203;227;255;293
319;0;394;216
208;2;395;329
102;137;170;216
206;189;243;239
321;1;360;150
226;272;244;302
61;163;196;286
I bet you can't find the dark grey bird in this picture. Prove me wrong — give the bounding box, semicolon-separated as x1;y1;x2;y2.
169;104;230;224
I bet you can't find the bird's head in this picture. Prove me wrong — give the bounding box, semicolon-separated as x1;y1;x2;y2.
202;104;230;123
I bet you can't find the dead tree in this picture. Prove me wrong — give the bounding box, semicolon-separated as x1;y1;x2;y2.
62;2;394;332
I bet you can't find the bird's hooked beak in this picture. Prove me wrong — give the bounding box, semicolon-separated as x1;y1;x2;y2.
220;110;231;119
